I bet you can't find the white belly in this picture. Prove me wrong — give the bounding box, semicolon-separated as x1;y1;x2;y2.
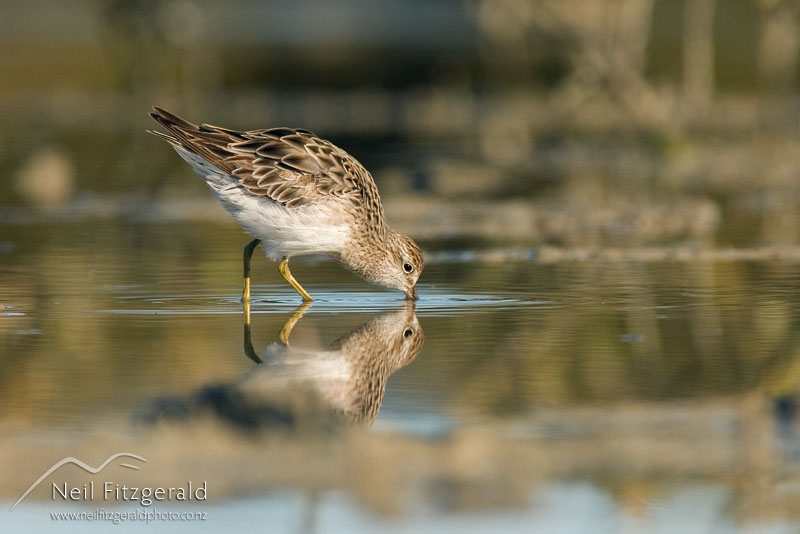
175;146;351;260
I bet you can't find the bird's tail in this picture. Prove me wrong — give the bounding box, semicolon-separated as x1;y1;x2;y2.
147;107;245;175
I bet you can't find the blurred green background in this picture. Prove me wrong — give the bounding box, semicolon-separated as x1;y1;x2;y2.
3;0;800;248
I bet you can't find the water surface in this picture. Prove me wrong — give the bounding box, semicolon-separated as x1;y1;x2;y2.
2;218;800;532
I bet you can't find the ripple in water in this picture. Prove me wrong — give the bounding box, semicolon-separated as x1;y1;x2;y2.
96;284;547;316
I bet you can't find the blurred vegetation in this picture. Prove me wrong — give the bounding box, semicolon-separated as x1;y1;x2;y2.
2;0;800;246
4;3;800;524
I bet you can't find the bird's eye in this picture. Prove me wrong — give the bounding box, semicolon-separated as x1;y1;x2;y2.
403;263;414;273
403;328;414;338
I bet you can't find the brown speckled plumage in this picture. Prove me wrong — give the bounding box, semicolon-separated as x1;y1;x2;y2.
149;107;423;298
327;306;424;425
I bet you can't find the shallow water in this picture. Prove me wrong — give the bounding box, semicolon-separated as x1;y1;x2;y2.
2;218;800;532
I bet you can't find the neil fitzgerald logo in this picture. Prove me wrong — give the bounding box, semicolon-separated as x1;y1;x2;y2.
10;453;207;511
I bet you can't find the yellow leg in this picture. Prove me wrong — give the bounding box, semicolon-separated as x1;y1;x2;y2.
279;302;312;344
242;239;261;325
279;257;313;302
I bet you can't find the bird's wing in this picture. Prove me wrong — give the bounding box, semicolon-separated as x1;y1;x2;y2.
149;107;366;208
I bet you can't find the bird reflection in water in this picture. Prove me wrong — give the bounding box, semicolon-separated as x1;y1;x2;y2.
142;303;423;431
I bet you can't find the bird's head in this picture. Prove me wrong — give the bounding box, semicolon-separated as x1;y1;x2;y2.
338;230;424;300
386;232;424;300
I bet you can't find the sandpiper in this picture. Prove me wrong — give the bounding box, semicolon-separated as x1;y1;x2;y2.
149;107;423;304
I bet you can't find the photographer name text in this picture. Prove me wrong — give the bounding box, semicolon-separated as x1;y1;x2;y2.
52;481;207;507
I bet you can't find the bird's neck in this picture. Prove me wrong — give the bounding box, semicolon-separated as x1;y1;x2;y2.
335;225;397;285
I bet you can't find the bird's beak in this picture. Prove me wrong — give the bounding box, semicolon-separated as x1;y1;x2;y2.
405;286;418;301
